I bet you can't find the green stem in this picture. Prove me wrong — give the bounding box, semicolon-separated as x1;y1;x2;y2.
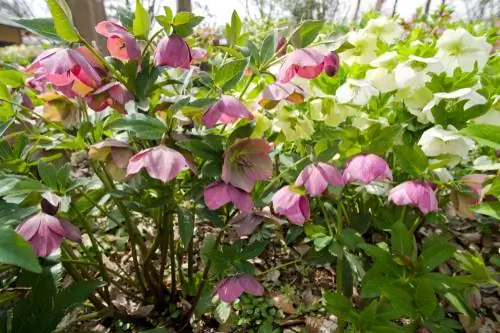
256;258;301;277
142;29;164;57
239;73;256;99
261;156;309;194
167;210;177;299
336;204;345;333
318;199;334;237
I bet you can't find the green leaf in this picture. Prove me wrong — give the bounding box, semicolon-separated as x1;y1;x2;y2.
324;292;354;320
226;10;242;45
415;278;437;317
177;139;219;160
133;0;150;39
106;114;166;140
201;233;217;265
14;17;63;42
54;280;104;314
460;124;500;149
227;121;255;146
215;58;249;92
471;202;500;219
358;300;378;329
0;70;24;88
38;160;58;189
0;177;49;197
444;291;475;318
394;145;428;176
0;226;41;273
178;208;194;248
304;223;327;238
390;221;414;258
419;241;456;272
240;241;268;261
380;286;416;315
259;32;276;65
339;228;364;251
0;83;13;118
46;0;79;42
290;20;324;48
173;12;203;37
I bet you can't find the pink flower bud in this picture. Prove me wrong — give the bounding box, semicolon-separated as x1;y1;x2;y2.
276;36;287;57
389;181;438;215
272;186;310;225
203;95;254;128
278;48;337;83
342;154;393;185
154;35;192;69
295;162;344;197
324;51;340;77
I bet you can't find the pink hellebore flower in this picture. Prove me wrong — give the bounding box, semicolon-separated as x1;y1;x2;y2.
222;138;273;192
215;274;264;303
25;48;101;97
230;211;278;237
342;154;393;185
127;145;191;183
272;185;310;225
16;193;81;257
154;35;192;69
89;139;133;180
295;162;344;197
95;21;141;61
204;181;253;212
388;181;438;215
278;49;339;83
203;95;254;128
451;174;492;220
191;47;209;63
259;82;305;109
87;82;133;114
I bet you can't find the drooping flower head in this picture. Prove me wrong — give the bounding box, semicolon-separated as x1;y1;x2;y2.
336;79;379;106
278;49;338;83
295;162;344;196
154;35;192;69
417;125;475;159
26;48;101;97
388;181;438;215
215;274;264;303
203;95;254;128
95;21;141;61
230;211;279;237
87;82;133;114
272;185;310;225
340;31;378;65
222;138;273;192
38;92;80;128
89;139;133;180
127;145;192;183
364;16;404;44
451;174;492;220
16;193;81;257
203;181;253;212
259;82;305;109
342;154;393;185
323;51;340;77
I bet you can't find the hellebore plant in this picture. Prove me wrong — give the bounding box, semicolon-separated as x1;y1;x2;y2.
0;2;498;333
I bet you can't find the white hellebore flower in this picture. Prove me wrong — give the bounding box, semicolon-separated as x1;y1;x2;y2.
336;79;379;106
470;95;500;125
341;31;378;65
436;28;492;75
309;98;357;126
418;125;475;159
396;86;434;123
364;16;404;44
394;56;442;89
422;88;487;123
365;52;399;92
274;107;314;141
351;112;389;131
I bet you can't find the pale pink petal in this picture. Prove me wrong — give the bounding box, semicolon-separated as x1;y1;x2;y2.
127;146;189;183
343;154;392;185
278;49;326;83
215;277;245;303
227;185;254;212
203;95;253;128
154;35;192;69
203;182;232;210
237;275;264;296
231;212;264;236
60;220;82;242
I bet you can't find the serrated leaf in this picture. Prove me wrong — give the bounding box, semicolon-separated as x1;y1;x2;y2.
215;58;249;92
290;20;324;48
390;221;413;258
260;32;276;65
106;114;166;139
133;0;150;39
471;202;500;219
394;145;428;176
324;292;354;320
240;241;268;261
178;208;194;247
419;242;456;272
415;278;437;317
0;226;41;273
47;0;79;42
14;17;63;42
38;160;58;189
0;70;24;88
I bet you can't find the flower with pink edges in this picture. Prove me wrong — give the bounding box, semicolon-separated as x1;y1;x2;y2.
278;49;339;83
295;162;344;197
87;82;133;114
388;181;438;214
259;82;305;109
95;21;141;61
215;274;264;303
154;35;192;69
342;154;393;185
25;48;101;97
203;95;254;128
127;145;192;183
16;193;81;257
222;138;273;192
203;181;253;212
451;174;492;219
272;185;310;225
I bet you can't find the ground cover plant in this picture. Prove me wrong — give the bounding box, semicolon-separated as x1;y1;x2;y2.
0;1;499;332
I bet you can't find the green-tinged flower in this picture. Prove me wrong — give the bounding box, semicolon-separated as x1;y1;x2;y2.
340;31;378;65
274;107;314;141
309;98;356;127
